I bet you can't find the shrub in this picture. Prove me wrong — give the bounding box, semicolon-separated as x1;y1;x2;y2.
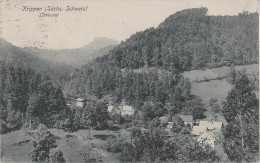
121;122;130;129
0;121;8;134
212;104;220;113
49;149;66;163
209;98;218;107
106;136;125;153
30;124;57;162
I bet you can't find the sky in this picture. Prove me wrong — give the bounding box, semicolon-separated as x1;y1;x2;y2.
0;0;259;49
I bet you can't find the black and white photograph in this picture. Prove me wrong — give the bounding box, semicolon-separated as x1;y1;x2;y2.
0;0;259;162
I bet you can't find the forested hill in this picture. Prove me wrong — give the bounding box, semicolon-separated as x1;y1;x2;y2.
0;38;73;87
23;37;118;66
0;39;73;132
0;61;71;133
95;8;258;71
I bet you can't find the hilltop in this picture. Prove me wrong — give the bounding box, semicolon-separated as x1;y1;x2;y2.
22;37;119;66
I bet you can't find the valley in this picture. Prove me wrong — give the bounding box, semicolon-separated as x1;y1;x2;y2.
0;7;259;163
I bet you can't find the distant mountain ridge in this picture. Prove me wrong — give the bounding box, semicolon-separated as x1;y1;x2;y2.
22;37;119;66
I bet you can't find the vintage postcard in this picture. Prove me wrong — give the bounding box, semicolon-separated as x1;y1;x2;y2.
0;0;259;162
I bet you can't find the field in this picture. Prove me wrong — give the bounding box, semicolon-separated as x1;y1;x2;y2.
182;64;258;82
1;130;32;162
1;129;131;162
191;79;232;105
183;64;259;125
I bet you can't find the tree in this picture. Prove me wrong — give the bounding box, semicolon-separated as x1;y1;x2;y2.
222;72;259;162
228;63;236;84
120;129;221;162
49;149;66;163
209;98;220;113
171;115;185;133
30;124;57;162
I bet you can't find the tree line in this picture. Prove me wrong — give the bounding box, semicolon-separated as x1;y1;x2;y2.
0;61;71;133
93;8;258;71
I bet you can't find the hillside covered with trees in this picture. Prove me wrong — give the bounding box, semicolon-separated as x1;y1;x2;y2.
0;7;258;163
94;8;258;71
0;61;71;133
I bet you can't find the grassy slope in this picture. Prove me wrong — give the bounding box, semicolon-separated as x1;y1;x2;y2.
182;64;258;83
183;64;258;106
191;79;232;105
1;129;130;162
184;64;258;124
184;64;258;160
1;130;32;162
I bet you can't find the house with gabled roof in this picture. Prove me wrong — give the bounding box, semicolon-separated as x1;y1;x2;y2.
176;114;193;128
192;120;223;135
199;120;223;131
197;131;222;149
76;98;85;108
192;126;209;135
120;105;135;116
107;103;135;116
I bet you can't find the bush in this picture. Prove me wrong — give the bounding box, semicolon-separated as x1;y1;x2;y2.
30;124;57;162
106;137;125;153
49;149;66;163
212;104;220;113
0;121;8;134
107;120;114;128
209;98;218;107
121;122;130;129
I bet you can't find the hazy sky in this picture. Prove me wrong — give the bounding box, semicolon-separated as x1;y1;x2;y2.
0;0;258;49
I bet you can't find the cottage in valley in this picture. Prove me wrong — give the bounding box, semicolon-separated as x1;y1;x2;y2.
76;98;85;108
192;120;223;135
192;126;209;136
120;105;135;116
107;105;121;114
165;122;174;132
197;131;221;149
176;114;193;127
166;122;174;129
107;104;135;116
199;121;223;131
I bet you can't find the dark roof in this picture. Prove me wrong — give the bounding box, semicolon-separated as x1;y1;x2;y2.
176;114;193;122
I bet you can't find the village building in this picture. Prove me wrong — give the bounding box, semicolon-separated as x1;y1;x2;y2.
176;114;193;127
192;120;223;135
107;104;135;116
120;105;135;116
192;126;209;135
165;122;174;131
197;131;221;149
166;122;174;129
107;105;121;114
159;115;169;124
76;98;85;108
199;120;223;131
107;105;114;112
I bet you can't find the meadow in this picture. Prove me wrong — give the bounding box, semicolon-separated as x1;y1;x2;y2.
1;129;131;162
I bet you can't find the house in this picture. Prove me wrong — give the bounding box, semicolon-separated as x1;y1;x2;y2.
176;114;193;127
76;98;85;108
199;120;223;131
159;115;170;124
107;105;120;114
107;105;114;112
120;105;135;116
166;122;174;129
192;126;209;135
192;120;223;135
165;122;174;132
197;131;221;149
